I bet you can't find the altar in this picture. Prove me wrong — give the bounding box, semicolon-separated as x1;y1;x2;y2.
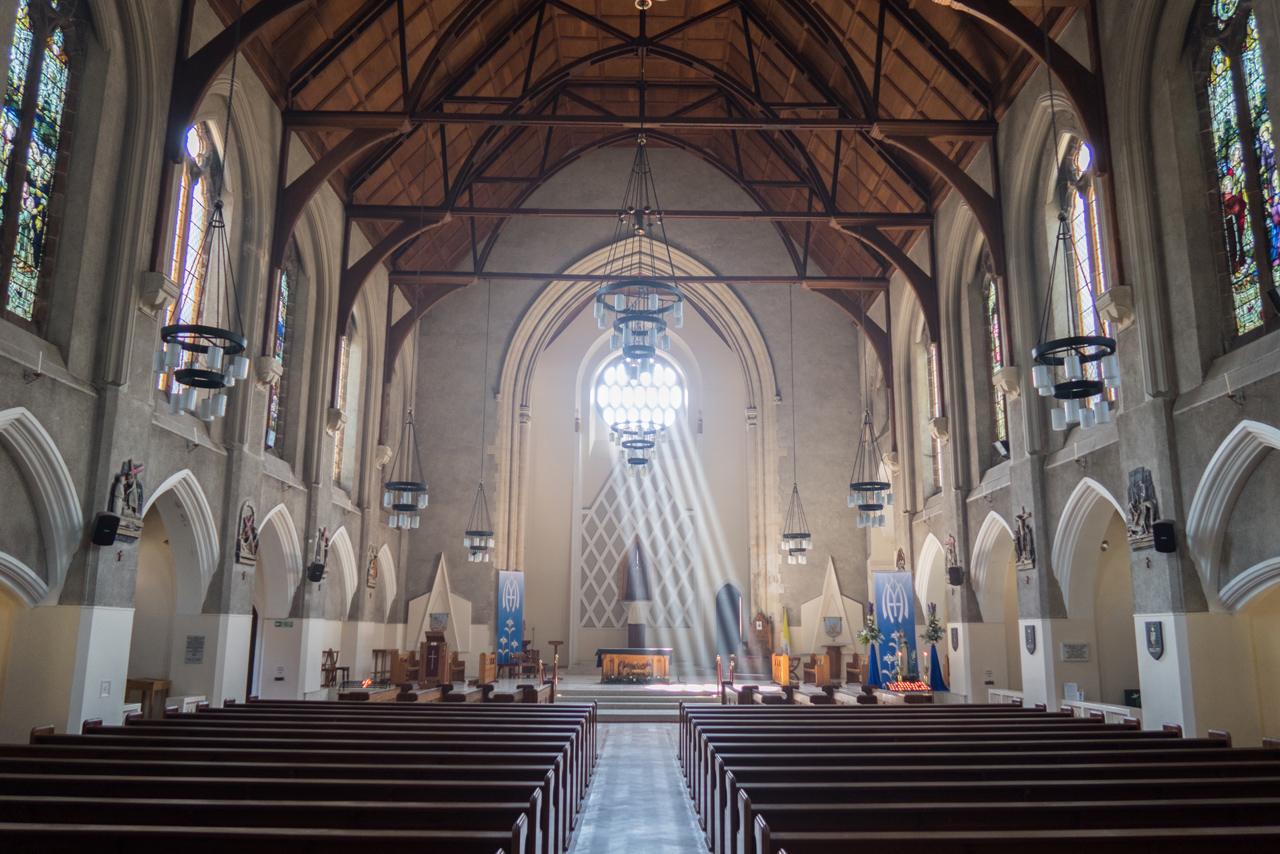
595;648;673;684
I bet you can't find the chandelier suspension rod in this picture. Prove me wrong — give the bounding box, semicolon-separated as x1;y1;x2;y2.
478;277;492;482
789;282;798;484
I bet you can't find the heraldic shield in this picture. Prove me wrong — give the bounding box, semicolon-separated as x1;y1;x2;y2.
1024;624;1036;655
1146;620;1164;660
950;626;959;652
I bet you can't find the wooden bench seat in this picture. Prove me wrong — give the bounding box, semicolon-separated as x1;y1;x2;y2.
0;820;519;854
0;795;537;854
754;821;1280;854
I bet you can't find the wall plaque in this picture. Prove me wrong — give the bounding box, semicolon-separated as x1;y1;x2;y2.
184;635;205;665
1060;642;1090;663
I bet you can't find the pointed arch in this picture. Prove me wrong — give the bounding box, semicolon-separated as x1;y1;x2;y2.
1051;477;1125;620
494;239;781;610
327;526;359;616
970;511;1016;622
0;407;83;606
376;543;397;622
916;532;946;609
257;504;302;618
142;469;219;614
1188;420;1280;612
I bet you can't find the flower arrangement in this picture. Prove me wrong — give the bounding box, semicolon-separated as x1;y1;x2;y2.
856;604;882;647
923;602;945;645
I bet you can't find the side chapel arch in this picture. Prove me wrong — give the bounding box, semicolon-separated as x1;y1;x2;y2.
494;239;781;612
141;469;218;614
1051;477;1126;620
257;503;302;618
971;510;1017;622
327;526;359;617
0;407;82;606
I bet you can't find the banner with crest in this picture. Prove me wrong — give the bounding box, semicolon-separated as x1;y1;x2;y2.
873;571;918;683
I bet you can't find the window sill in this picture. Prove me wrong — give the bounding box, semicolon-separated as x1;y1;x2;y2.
0;321;96;397
151;402;226;456
1045;419;1118;470
331;488;355;514
1173;327;1280;416
969;459;1012;503
263;453;303;490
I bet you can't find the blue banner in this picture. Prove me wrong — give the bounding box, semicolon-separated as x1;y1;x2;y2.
873;571;917;684
496;570;524;665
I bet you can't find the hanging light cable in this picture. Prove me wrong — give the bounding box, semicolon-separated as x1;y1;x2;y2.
595;43;683;475
464;279;495;563
383;287;428;529
152;0;250;420
781;284;812;564
1029;0;1120;430
849;304;893;528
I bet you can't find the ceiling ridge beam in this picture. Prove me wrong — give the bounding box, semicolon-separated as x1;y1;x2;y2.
347;205;932;226
387;272;889;288
288;0;397;98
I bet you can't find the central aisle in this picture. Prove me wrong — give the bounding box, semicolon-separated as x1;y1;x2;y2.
567;722;705;853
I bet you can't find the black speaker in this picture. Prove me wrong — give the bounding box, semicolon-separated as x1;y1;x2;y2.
1152;520;1177;554
307;562;326;582
90;512;120;546
947;566;964;586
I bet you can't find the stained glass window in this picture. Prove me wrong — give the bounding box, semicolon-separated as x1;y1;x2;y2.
265;267;290;451
1201;2;1276;336
1060;139;1116;401
984;270;1008;446
2;1;78;326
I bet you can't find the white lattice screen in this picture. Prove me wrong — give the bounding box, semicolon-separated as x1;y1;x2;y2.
578;468;697;629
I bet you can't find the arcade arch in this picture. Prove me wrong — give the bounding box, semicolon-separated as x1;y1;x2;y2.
969;511;1022;694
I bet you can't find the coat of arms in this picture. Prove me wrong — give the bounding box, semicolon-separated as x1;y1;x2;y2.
1145;620;1164;660
1024;624;1036;655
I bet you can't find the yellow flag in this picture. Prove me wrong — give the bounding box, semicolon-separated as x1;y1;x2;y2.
781;608;791;654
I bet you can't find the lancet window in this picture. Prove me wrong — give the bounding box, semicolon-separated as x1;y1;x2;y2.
1198;0;1278;337
1;0;80;330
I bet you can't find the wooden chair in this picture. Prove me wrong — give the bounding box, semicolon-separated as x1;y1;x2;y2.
321;649;339;688
370;649;393;682
519;650;540;679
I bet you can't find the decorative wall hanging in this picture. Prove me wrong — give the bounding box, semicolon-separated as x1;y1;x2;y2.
1014;506;1036;569
235;501;258;566
1125;467;1159;550
1145;620;1164;660
108;460;145;544
1024;624;1037;655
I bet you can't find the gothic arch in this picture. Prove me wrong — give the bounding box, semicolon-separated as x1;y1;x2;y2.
1188;420;1280;612
257;503;302;618
1051;477;1126;620
916;532;947;613
971;511;1016;622
376;543;398;622
0;407;83;606
142;469;219;614
493;239;781;610
327;526;358;617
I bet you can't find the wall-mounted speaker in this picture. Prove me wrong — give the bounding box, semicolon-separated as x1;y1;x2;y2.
306;562;326;582
90;513;120;546
1152;520;1177;554
947;566;964;586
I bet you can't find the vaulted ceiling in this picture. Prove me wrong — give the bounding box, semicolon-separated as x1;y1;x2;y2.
203;0;1074;317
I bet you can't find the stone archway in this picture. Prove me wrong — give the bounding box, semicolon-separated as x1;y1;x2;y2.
493;239;781;620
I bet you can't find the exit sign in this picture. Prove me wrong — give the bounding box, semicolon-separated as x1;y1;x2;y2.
274;620;294;628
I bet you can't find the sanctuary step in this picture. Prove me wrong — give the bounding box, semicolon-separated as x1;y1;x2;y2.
556;682;718;723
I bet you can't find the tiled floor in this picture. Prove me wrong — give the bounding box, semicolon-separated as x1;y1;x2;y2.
567;723;706;853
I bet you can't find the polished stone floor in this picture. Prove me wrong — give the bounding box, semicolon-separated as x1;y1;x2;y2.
567;723;705;853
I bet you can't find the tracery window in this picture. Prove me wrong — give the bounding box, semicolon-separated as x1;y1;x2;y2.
264;250;296;453
595;357;684;430
333;314;363;490
1059;138;1115;402
158;124;215;391
926;342;942;490
982;257;1009;450
1;0;80;329
1198;0;1279;337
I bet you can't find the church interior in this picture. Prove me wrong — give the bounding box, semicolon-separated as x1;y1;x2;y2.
2;0;1280;849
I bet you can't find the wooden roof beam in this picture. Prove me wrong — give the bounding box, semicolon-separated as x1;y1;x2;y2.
882;0;995;114
347;205;932;228
387;272;890;289
287;0;397;98
835;223;940;345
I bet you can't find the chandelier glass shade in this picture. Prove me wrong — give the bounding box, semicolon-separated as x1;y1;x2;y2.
464;482;495;563
848;409;893;529
781;483;812;565
595;137;685;474
152;201;250;421
383;410;428;529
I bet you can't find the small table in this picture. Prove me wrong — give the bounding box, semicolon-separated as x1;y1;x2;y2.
594;648;673;683
125;678;170;719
